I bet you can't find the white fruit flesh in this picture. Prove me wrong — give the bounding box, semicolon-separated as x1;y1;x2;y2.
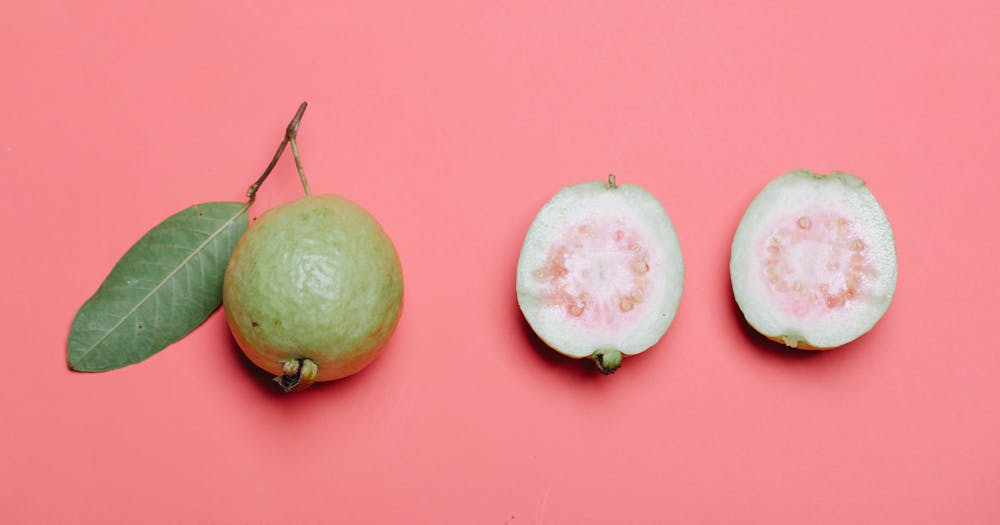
730;170;897;349
517;180;684;359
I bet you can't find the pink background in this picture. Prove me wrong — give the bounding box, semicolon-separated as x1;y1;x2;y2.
3;1;999;523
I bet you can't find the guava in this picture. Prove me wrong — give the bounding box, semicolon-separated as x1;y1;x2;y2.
516;175;684;374
729;170;897;349
223;194;403;391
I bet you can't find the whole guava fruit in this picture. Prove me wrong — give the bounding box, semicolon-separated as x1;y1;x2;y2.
729;170;897;349
516;176;684;374
223;194;403;391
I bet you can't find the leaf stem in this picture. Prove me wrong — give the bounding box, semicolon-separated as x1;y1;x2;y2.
245;101;309;201
289;136;311;196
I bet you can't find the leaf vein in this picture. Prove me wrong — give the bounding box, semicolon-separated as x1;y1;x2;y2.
72;203;249;366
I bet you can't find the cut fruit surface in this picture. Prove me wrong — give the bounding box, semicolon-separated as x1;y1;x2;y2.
516;176;684;372
730;170;897;349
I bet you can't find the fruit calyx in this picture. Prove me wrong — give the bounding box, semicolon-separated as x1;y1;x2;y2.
592;348;623;375
607;173;618;189
274;358;318;392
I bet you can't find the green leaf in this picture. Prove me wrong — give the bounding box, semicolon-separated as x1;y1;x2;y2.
67;202;249;372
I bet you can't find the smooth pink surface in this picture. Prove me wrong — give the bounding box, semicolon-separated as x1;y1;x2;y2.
3;1;999;523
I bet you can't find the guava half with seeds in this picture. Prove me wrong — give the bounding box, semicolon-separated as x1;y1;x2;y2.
730;170;897;349
516;175;684;374
224;194;403;391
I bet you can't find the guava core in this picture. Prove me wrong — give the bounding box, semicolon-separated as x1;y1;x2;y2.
730;170;897;349
516;176;684;373
223;194;403;390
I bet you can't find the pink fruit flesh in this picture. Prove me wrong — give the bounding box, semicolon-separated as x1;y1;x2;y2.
533;221;651;329
758;211;877;318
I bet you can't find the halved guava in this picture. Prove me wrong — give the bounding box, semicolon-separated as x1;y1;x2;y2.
516;176;684;373
730;170;897;349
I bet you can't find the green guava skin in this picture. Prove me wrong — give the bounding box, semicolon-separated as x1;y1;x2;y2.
223;194;403;382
